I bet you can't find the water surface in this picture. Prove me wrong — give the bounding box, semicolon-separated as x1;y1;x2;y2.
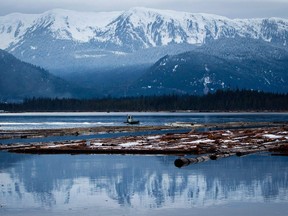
1;112;287;130
0;152;287;216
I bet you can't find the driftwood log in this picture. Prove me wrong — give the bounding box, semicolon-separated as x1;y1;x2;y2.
174;156;210;168
175;139;288;168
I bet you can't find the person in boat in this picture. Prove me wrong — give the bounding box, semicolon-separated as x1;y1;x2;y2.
127;115;134;123
126;115;139;124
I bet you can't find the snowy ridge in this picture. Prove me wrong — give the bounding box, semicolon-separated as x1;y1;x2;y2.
0;7;288;75
0;9;122;48
0;7;288;51
41;9;122;42
0;13;37;49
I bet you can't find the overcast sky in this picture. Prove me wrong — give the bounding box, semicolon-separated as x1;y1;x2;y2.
0;0;287;19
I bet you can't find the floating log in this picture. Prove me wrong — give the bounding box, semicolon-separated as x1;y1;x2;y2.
175;152;237;168
0;144;34;150
196;155;210;163
236;147;267;156
174;155;210;168
236;140;288;156
210;153;236;160
174;157;191;167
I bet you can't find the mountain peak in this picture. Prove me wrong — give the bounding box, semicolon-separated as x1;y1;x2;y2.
1;7;287;49
0;7;287;72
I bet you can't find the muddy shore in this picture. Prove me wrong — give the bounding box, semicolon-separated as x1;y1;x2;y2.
1;121;287;158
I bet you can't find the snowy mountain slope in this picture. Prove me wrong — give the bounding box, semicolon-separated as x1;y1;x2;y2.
128;39;288;96
0;13;37;49
0;7;287;73
0;9;121;49
1;7;288;50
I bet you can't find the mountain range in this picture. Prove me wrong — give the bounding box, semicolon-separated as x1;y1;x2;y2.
0;7;288;98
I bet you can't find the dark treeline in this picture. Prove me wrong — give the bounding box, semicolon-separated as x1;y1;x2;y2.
1;90;288;112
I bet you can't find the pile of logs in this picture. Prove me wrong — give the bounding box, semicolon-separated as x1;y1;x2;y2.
1;123;287;160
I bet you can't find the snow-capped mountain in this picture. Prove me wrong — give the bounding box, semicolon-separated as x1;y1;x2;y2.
0;9;121;49
0;7;287;73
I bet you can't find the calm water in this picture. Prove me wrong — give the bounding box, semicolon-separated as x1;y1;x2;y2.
1;112;288;215
0;152;288;216
0;112;288;130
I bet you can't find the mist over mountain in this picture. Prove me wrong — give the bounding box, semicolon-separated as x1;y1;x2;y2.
0;7;287;98
0;49;88;100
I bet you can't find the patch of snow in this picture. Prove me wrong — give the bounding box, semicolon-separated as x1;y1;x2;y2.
146;135;161;140
143;145;153;148
172;64;178;72
169;122;195;127
222;131;233;136
47;143;78;148
203;76;211;94
189;139;215;144
264;77;271;85
205;64;210;72
204;76;211;84
188;135;201;138
111;51;127;55
263;134;283;139
91;142;103;146
232;136;248;140
233;146;243;149
74;54;106;58
119;141;140;147
222;140;239;143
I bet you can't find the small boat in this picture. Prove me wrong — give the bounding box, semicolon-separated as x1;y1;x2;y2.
124;115;140;124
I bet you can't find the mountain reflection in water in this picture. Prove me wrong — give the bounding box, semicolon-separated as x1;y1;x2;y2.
0;152;288;216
